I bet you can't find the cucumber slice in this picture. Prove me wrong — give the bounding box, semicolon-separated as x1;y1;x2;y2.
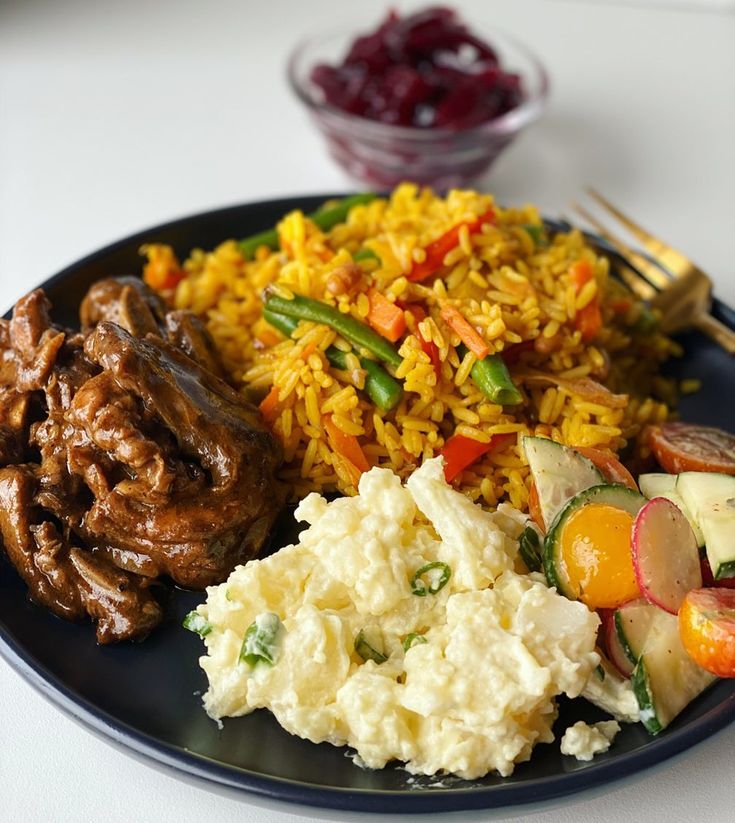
638;473;704;547
613;600;658;665
543;484;646;599
582;650;640;723
630;608;716;734
523;436;604;530
676;472;735;580
604;610;634;677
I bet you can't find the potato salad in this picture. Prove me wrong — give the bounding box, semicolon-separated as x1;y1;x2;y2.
189;458;600;779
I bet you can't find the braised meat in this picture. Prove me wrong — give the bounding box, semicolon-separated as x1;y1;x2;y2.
80;276;166;337
0;278;284;642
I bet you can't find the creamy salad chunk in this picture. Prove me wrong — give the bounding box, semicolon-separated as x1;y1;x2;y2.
193;458;601;779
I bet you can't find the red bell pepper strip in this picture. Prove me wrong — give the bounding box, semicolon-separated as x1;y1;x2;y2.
501;340;535;365
402;303;442;377
408;208;495;282
440;432;516;483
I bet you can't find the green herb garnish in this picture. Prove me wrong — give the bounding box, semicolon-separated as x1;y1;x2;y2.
183;611;212;638
240;613;282;667
403;633;428;652
355;629;388;664
410;562;452;597
519;525;542;573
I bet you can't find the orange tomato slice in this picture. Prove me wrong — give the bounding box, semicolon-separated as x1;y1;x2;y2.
679;588;735;677
527;481;545;532
575;446;638;490
559;502;640;609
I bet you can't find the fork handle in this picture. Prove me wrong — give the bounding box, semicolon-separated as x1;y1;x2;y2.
694;312;735;355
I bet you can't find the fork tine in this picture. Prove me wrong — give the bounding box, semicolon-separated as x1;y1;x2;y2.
586;188;694;278
570;203;660;300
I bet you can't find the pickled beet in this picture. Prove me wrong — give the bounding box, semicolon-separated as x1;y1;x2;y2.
310;7;523;129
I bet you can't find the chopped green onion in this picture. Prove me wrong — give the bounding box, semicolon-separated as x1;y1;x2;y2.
403;633;428;652
240;612;282;667
595;664;606;682
264;292;402;367
631;306;659;335
353;248;380;263
519;525;542;573
183;611;212;638
355;629;388;664
239;194;377;259
521;224;547;247
410;562;452;597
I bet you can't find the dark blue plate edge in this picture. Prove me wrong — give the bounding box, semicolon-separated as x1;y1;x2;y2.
1;195;734;815
3;625;734;815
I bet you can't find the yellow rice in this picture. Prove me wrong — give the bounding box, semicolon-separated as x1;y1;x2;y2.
144;184;678;511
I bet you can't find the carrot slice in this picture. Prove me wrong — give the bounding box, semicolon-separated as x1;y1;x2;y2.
440;432;515;483
258;385;280;422
256;325;283;348
142;244;186;291
324;415;370;484
569;259;602;342
569;259;594;289
576;301;603;343
366;289;406;343
439;305;490;359
407;209;495;282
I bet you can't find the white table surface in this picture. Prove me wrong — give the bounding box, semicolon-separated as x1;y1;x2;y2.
1;0;734;821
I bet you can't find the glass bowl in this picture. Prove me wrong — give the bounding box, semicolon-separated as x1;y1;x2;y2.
287;23;550;190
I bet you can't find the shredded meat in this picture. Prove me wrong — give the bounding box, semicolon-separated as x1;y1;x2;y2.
0;278;284;642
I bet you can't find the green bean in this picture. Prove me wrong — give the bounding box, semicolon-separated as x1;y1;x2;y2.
239;613;282;667
326;348;403;411
264;293;402;367
311;193;377;231
469;351;523;406
262;307;299;337
262;308;403;412
239;194;377;259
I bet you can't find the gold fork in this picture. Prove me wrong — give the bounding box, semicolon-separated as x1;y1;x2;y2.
571;189;735;355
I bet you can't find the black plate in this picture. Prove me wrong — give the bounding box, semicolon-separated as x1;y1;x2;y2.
1;196;734;815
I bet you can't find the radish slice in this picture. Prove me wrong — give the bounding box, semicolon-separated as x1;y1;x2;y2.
605;610;634;677
631;497;702;614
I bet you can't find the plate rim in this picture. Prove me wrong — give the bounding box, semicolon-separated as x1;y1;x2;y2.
2;194;735;814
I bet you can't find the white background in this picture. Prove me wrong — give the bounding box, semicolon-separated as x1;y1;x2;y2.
1;1;734;821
